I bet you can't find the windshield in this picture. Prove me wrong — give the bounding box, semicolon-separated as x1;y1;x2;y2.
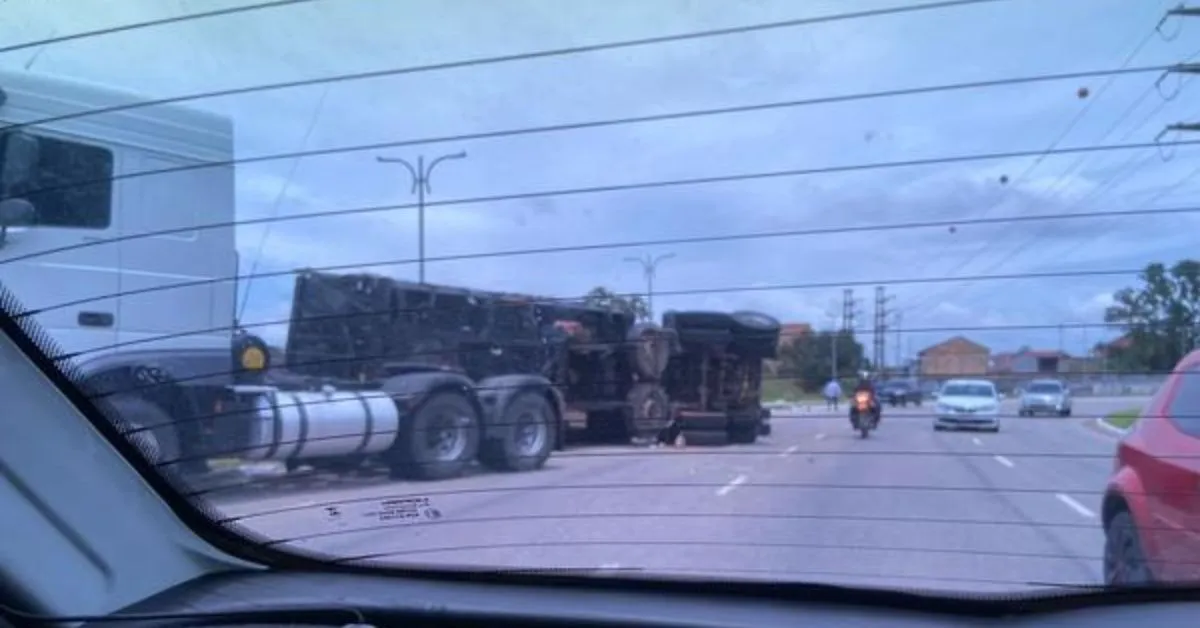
940;384;995;398
0;0;1191;601
1027;383;1063;394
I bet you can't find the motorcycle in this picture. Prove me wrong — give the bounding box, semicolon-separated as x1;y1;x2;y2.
849;390;880;438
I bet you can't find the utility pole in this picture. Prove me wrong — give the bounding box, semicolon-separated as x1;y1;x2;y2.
375;151;468;284
824;310;841;380
892;310;904;374
623;253;675;321
873;286;896;373
841;289;853;331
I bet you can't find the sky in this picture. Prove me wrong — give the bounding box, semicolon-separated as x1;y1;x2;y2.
2;0;1199;363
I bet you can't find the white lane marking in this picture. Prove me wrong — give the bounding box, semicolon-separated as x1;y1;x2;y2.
716;474;748;496
972;437;982;446
778;445;800;457
814;433;827;440
1056;493;1097;518
993;455;1015;468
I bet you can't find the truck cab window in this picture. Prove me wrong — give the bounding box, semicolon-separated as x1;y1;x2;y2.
0;131;113;229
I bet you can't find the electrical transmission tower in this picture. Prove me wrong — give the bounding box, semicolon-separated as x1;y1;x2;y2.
873;286;896;372
841;288;856;332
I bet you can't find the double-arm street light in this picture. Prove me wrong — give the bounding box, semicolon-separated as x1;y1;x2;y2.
376;151;468;284
623;252;675;321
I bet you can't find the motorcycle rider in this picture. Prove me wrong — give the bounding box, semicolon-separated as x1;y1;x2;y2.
850;370;881;427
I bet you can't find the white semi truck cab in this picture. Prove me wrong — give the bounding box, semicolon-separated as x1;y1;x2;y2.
0;68;561;483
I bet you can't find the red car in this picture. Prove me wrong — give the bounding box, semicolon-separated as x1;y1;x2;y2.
1103;349;1200;585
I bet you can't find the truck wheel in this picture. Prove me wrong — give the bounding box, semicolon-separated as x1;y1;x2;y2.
628;325;671;380
626;383;670;441
105;395;181;470
479;392;554;472
390;391;480;481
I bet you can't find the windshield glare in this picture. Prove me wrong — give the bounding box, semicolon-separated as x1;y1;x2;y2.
1027;383;1063;394
1;0;1188;603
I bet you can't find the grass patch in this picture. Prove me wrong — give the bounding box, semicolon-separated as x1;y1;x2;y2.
1104;408;1141;430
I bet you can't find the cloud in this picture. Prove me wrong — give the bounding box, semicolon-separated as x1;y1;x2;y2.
3;0;1197;364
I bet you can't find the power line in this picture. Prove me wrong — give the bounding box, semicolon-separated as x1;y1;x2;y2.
11;136;1200;268
53;267;1151;358
910;14;1166;284
2;0;1007;132
912;46;1200;313
15;63;1177;200
24;204;1199;317
0;0;318;55
906;5;1176;307
21;204;1200;317
237;84;333;322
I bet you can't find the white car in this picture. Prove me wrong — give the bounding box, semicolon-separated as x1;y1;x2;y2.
932;379;1001;432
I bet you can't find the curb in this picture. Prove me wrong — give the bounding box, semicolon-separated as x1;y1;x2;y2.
1093;417;1130;438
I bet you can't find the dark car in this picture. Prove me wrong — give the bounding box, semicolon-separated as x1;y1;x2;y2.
879;380;922;407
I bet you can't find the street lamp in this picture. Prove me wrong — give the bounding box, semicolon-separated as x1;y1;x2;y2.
824;309;840;380
376;150;468;284
623;253;675;321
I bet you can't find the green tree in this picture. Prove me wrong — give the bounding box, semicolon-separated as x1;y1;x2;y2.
1104;259;1200;372
777;330;868;392
583;286;651;321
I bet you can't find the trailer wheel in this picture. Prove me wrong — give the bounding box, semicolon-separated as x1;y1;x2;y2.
628;325;671;380
389;391;480;481
626;383;670;441
105;395;181;469
479;392;554;472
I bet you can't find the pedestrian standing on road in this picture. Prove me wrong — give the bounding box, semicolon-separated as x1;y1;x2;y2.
823;379;842;411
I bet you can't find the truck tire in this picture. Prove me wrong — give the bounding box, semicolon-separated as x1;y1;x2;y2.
104;395;181;469
626;382;670;440
479;392;554;472
628;324;672;380
389;391;480;481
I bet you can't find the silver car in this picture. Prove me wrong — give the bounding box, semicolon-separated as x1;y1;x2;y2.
1017;379;1072;417
933;379;1002;432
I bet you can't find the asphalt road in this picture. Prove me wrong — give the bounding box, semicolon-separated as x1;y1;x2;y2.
205;395;1145;594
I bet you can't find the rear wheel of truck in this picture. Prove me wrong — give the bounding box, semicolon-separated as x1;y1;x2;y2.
389;391;480;481
626;382;670;441
479;392;554;472
105;395;182;471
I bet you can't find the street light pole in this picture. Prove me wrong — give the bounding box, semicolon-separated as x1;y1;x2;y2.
623;253;675;321
825;310;840;381
376;150;467;284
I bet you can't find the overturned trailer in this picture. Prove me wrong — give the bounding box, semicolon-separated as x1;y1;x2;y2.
529;298;674;441
660;310;782;444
